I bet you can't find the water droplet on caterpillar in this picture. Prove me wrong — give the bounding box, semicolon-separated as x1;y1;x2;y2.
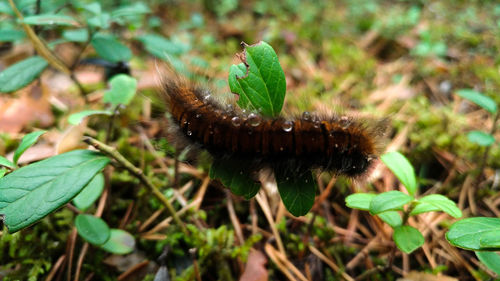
239;170;243;175
282;121;293;132
203;94;211;101
279;147;284;151
226;104;234;112
340;116;351;129
248;130;253;135
231;116;242;127
195;113;202;118
247;113;261;127
187;130;193;136
302;111;311;121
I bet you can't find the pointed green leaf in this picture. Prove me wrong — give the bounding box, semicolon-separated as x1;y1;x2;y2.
0;56;48;93
276;171;316;216
378;211;402;228
479;230;500;249
13;130;46;165
103;74;137;107
446;217;500;250
62;29;89;42
21;14;79;26
345;193;376;210
209;158;260;199
0;29;25;42
381;151;417;195
75;214;110;245
417;194;462;218
68;110;112;125
0;156;14;169
456;89;497;114
0;150;109;233
100;229;135;254
393;225;424;253
91;34;132;62
476;251;500;275
410;202;440;216
228;41;286;117
369;191;413;215
72;173;105;211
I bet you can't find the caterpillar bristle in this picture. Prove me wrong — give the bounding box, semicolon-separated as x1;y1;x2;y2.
162;76;388;179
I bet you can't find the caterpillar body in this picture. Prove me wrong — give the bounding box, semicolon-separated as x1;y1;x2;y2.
162;77;387;179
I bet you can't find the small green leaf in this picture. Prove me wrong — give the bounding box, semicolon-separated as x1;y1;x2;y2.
87;13;110;29
0;150;109;233
456;89;497;114
410;202;440;216
75;214;110;245
103;74;137;107
417;194;462;218
479;230;500;249
62;29;89;42
476;251;500;275
393;225;424;253
111;3;150;19
446;217;500;250
228;41;286;117
209;158;260;199
381;151;418;196
21;14;79;26
91;34;132;62
345;193;376;210
0;168;6;178
100;229;135;254
0;56;48;93
0;156;14;169
73;173;105;211
0;29;25;42
378;211;402;228
68;110;112;125
136;34;190;59
276;171;316;216
13;130;46;165
467;131;495;147
369;191;413;215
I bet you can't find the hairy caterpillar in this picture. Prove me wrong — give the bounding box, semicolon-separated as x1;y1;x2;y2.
162;76;387;179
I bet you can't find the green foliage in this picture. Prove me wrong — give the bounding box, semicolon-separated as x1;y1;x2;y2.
467;130;496;147
275;171;316;217
456;89;498;114
20;14;78;26
72;173;105;211
75;214;111;245
393;225;424;254
99;229;135;255
13;130;46;165
369;191;413;214
446;217;500;251
209;158;260;200
0;56;48;93
103;74;137;107
91;34;132;63
381;151;417;195
476;252;500;275
0;150;109;232
68;110;112;125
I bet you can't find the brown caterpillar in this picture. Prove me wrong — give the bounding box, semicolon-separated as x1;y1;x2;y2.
162;76;387;179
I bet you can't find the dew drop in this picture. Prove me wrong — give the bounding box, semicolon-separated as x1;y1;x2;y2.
282;120;293;132
226;104;234;112
222;115;227;120
302;111;311;121
335;143;339;148
183;120;188;125
209;130;214;135
195;113;202;118
203;94;211;101
231;116;242;127
279;147;284;151
340;116;351;129
286;177;290;180
248;113;261;127
187;130;193;136
239;170;244;175
304;179;309;183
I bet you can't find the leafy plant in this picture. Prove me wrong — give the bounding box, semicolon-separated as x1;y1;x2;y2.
346;151;462;253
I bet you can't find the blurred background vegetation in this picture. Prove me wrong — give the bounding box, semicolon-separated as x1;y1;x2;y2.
0;0;499;280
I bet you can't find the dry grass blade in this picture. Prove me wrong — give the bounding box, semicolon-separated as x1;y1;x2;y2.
255;191;285;255
309;245;355;281
45;255;66;281
264;243;306;281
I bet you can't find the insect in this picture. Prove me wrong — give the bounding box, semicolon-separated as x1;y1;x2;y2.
162;76;387;180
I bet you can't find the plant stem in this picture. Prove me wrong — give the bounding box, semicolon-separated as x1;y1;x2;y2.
476;110;500;185
83;136;189;235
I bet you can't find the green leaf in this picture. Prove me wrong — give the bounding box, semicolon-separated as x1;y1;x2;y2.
446;217;500;250
467;131;495;147
103;74;137;107
479;230;500;249
0;156;14;169
111;3;150;19
476;251;500;275
87;13;110;29
0;168;6;178
209;158;260;199
381;151;418;196
417;194;462;218
21;14;79;26
228;41;286;117
13;130;46;165
378;211;402;228
276;171;316;216
72;173;105;211
91;34;132;62
75;214;110;245
0;29;25;42
68;110;112;125
369;191;413;215
62;28;89;42
456;89;497;114
393;225;424;253
345;193;376;210
410;202;440;216
0;150;109;233
0;56;48;93
136;34;190;59
100;229;135;254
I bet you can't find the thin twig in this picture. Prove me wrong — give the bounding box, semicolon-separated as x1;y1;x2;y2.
84;136;188;235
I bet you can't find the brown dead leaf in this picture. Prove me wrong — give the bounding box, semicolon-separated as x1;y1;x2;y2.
56;121;88;154
397;271;458;281
12;143;54;165
239;249;268;281
0;82;54;133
